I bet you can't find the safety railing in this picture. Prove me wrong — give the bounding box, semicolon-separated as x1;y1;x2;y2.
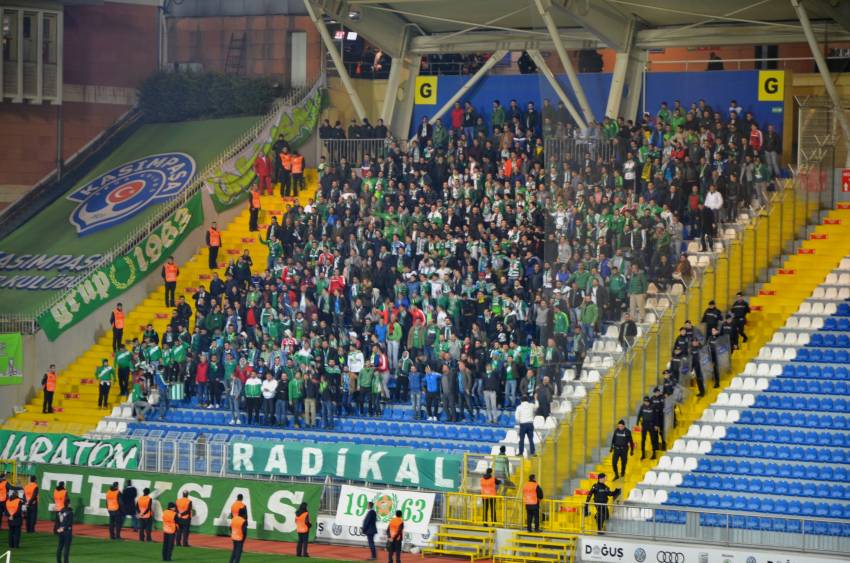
543;136;617;166
537;177;815;498
0;77;326;333
319;138;409;166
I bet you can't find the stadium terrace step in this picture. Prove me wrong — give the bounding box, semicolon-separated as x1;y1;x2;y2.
421;525;495;562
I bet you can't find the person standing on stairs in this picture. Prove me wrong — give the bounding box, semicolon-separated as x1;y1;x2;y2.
248;183;261;232
206;222;221;270
96;359;114;409
636;396;659;460
523;475;543;533
609;419;634;481
279;146;292;198
42;364;57;413
110;302;125;352
650;387;667;451
253;151;273;195
291;151;305;197
730;292;751;343
161;256;179;308
585;473;620;532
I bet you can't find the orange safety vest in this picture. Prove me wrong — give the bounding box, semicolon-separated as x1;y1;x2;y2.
137;495;152;518
162;509;177;534
280;152;292;171
388;516;403;540
208;228;221;247
164;263;179;282
176;497;191;518
106;489;120;512
6;497;21;517
45;371;57;392
53;488;67;510
231;501;245;518
291;155;304;174
295;511;309;534
0;479;8;502
112;308;125;329
251;190;261;209
480;476;497;497
231;515;246;541
523;482;539;506
24;483;37;503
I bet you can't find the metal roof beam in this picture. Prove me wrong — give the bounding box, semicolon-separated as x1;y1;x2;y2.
804;0;850;34
409;31;595;54
553;0;635;51
312;0;410;57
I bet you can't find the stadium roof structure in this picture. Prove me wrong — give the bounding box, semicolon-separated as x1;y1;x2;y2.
305;0;850;161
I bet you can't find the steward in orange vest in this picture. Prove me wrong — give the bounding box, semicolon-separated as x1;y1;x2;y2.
279;148;293;197
230;507;248;563
53;482;67;513
523;475;543;533
175;491;193;547
161;256;180;307
105;482;122;540
136;487;153;542
42;364;57;413
205;222;221;270
23;476;38;533
5;490;22;548
479;467;501;525
110;303;125;352
290;152;305;197
162;502;178;561
294;502;310;558
387;510;404;563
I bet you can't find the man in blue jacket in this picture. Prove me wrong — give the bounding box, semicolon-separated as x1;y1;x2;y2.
361;501;378;560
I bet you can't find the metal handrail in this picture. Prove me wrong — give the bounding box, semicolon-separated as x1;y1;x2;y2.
0;76;325;331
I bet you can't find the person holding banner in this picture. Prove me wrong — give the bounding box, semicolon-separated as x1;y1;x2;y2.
229;507;248;563
386;510;404;563
295;502;311;557
362;501;378;560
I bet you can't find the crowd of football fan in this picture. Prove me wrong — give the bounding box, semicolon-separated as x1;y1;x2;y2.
98;96;779;435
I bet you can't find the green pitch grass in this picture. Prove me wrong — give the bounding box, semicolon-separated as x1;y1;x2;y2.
0;531;351;563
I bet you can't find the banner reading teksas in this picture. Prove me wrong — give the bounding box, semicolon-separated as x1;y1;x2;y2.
0;333;23;386
37;192;204;340
335;485;435;534
207;84;327;211
231;441;462;492
36;464;323;542
0;431;139;469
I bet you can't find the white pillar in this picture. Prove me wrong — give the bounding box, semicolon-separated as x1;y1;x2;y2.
381;55;406;126
791;0;850;167
392;60;420;140
621;50;646;123
605;52;629;119
527;49;587;130
303;0;367;122
426;49;508;126
533;0;595;124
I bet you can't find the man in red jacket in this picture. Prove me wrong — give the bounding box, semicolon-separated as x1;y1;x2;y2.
254;153;273;195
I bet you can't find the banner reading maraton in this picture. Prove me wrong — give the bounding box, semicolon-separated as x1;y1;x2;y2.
0;431;139;468
335;484;435;534
207;85;326;211
231;441;462;492
37;464;323;542
0;333;23;386
37;192;204;340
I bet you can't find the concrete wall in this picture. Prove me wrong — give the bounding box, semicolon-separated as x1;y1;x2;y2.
324;77;390;129
0;190;245;422
166;15;322;85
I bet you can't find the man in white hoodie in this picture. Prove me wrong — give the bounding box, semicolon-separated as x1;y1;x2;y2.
515;395;537;457
704;184;724;225
261;372;278;425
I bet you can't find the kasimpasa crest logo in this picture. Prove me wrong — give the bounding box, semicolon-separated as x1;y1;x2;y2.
67;153;196;236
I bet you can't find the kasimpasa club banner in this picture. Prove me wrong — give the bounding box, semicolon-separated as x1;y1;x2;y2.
231;441;462;491
37;192;204;340
37;464;323;542
334;484;435;534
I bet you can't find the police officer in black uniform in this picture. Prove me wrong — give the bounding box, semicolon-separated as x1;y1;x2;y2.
721;313;739;351
609;419;635;480
636;396;659;460
650;387;667;451
730;292;751;343
584;473;621;532
673;327;690;355
701;300;723;334
55;496;74;563
691;336;707;396
669;346;687;383
708;328;722;388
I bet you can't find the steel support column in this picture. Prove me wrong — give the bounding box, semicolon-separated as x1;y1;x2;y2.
527;49;587;130
424;49;508;127
392;60;420;140
621;50;647;122
605;52;629;119
533;0;595;125
791;0;850;167
304;0;368;121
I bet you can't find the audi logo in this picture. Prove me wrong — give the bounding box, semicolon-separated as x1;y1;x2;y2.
656;552;686;563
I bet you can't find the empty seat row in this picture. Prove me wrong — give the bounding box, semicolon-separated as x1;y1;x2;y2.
700;409;742;423
698;513;850;537
724;425;850;447
797;302;840;316
782;364;850;380
684;424;727;440
738;409;849;429
807;332;850;348
753;394;850;413
822;317;850;331
715;392;756;407
771;332;810;346
666;491;850;519
758;346;796;361
729;377;769;391
812;285;850;299
708;441;849;463
824;272;850;286
669;439;713;454
681;473;850;500
655;456;699;472
767;378;850;396
696;457;850;480
786;316;826;330
743;362;784;378
641;470;684;487
627;488;668;505
794;348;850;363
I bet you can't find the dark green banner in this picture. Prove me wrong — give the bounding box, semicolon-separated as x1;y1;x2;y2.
37;192;204;340
0;431;139;469
0;333;23;386
231;440;463;492
36;464;323;542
